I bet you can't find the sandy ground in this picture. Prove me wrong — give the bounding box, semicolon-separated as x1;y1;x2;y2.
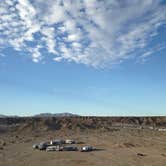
0;128;166;166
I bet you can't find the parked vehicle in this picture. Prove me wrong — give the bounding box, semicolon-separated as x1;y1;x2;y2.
63;146;78;151
65;139;76;144
32;144;39;149
38;142;50;150
80;146;93;152
50;139;65;145
46;145;63;152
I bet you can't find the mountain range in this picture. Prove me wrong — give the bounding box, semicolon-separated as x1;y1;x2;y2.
0;113;79;118
34;113;79;117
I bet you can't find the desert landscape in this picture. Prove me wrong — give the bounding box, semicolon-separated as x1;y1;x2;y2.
0;116;166;166
1;0;166;166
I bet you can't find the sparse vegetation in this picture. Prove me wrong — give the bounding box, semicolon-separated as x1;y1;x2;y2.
0;117;166;166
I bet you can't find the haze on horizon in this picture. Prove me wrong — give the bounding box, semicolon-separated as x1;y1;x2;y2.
0;0;166;116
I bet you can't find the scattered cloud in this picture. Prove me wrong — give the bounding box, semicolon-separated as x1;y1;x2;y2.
138;42;166;63
0;0;166;67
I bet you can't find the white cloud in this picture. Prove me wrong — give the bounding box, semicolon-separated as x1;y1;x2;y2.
72;42;82;49
0;0;166;68
42;4;66;25
41;27;57;54
64;19;77;33
139;42;166;63
29;45;42;63
67;34;81;42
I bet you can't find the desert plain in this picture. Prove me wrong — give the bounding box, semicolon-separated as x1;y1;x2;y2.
0;117;166;166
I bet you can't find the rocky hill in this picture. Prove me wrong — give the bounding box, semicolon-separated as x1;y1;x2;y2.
0;116;166;134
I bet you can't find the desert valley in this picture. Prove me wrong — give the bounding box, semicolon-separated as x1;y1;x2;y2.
0;116;166;166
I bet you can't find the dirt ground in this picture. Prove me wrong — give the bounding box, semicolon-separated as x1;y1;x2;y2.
0;128;166;166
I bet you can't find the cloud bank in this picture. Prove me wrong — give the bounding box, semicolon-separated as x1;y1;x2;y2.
0;0;166;67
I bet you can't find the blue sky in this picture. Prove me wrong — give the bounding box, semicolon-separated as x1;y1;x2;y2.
0;0;166;116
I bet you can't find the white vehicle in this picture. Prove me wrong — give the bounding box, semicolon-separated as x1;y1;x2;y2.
80;146;93;152
158;128;166;131
50;139;65;145
65;139;76;144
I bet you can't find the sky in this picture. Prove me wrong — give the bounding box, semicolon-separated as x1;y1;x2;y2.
0;0;166;116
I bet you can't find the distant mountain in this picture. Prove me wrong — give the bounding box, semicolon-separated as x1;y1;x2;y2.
0;114;6;118
0;113;78;118
0;114;20;118
34;113;79;117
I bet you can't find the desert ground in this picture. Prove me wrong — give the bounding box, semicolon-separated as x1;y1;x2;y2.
0;117;166;166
